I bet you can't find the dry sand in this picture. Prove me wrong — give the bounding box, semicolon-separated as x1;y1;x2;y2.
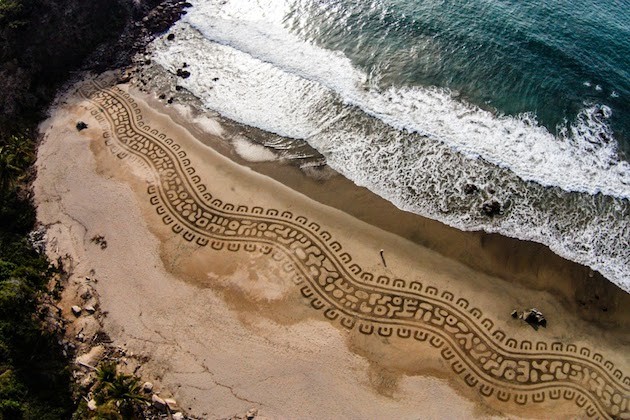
34;75;630;419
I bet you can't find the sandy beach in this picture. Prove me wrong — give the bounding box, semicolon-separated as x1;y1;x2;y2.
33;75;630;419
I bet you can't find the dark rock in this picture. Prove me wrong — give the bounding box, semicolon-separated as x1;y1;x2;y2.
523;308;547;329
175;85;182;91
152;394;166;410
159;94;166;99
176;68;191;79
463;183;478;194
167;33;175;41
182;62;188;68
212;77;219;82
76;121;88;131
598;132;611;143
510;310;518;319
481;200;501;217
167;98;174;104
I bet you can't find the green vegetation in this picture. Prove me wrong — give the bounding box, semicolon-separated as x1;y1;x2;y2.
94;362;147;417
0;0;26;28
73;362;147;419
0;128;72;418
0;0;131;127
0;0;135;417
0;0;188;416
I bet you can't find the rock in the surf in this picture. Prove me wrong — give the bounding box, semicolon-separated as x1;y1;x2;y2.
463;183;479;194
481;200;501;216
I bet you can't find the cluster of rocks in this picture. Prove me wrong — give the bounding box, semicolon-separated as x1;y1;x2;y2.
462;182;504;217
142;1;192;35
37;248;194;419
27;225;48;254
86;0;193;72
511;308;547;329
77;346;189;419
150;391;185;418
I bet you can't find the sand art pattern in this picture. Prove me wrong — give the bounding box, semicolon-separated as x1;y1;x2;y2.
80;82;629;418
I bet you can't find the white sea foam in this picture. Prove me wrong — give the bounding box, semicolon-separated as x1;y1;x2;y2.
233;136;278;162
149;0;630;291
161;0;630;199
172;103;225;137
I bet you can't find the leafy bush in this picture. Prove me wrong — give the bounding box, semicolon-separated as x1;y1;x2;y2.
90;362;148;419
0;99;72;420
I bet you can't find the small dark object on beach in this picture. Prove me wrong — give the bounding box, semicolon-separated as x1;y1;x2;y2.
76;121;88;131
182;62;188;68
523;308;547;329
481;200;501;216
167;98;174;104
159;94;166;99
463;183;478;194
167;33;175;41
212;77;219;82
510;310;518;318
175;85;183;91
145;59;151;65
90;235;107;250
176;68;191;79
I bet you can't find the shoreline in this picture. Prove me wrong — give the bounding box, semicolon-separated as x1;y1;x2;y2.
136;63;630;330
34;74;630;418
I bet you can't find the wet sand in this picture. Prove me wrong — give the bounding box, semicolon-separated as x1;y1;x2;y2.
34;75;630;419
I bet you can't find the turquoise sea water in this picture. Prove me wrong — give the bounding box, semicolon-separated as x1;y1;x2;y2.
150;0;630;291
287;0;630;155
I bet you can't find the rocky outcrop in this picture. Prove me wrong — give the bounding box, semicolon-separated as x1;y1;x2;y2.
0;0;190;130
481;199;502;217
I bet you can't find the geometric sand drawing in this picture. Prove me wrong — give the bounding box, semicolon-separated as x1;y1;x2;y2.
81;82;629;419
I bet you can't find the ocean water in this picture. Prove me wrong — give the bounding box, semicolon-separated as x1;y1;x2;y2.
149;0;630;292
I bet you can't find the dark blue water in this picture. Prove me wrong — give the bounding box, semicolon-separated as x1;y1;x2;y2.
287;0;630;155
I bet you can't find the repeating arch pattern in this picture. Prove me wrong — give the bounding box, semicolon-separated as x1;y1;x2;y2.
79;82;629;418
